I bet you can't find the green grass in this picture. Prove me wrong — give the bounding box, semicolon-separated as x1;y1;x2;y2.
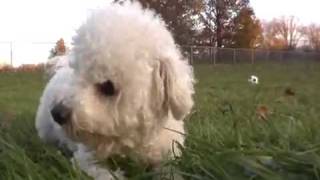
1;63;320;180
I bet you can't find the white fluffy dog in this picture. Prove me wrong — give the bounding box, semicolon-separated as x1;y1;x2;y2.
36;2;194;180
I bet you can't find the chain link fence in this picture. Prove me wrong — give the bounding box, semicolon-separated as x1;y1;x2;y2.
1;42;320;67
181;46;320;65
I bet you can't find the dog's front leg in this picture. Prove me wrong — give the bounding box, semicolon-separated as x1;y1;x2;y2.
72;144;126;180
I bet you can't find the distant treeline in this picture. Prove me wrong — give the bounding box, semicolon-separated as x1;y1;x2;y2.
112;0;320;52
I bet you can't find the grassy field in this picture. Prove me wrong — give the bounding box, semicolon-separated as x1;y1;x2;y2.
0;63;320;180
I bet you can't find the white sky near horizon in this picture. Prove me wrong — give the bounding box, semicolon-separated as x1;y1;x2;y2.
251;0;320;24
0;0;319;66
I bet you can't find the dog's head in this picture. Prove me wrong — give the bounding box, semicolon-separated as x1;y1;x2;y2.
50;2;194;155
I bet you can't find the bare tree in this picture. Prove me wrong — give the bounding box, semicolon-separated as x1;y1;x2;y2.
262;20;287;49
264;16;302;50
302;24;320;51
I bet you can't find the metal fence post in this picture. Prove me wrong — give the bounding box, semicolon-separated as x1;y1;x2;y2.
210;47;214;65
213;47;217;66
280;51;284;63
210;47;212;64
190;46;193;65
233;48;236;64
251;49;255;64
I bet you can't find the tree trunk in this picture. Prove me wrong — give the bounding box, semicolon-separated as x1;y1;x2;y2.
216;13;223;47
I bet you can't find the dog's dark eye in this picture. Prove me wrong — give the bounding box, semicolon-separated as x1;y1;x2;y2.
96;80;116;96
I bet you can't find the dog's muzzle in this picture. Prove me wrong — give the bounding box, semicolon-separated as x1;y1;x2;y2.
50;103;72;125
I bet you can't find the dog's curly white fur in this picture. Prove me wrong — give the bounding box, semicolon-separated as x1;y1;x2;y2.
36;2;194;179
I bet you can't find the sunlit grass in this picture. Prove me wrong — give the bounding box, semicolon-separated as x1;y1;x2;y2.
0;63;320;179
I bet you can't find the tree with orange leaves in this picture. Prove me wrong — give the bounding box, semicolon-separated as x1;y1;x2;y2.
49;38;67;58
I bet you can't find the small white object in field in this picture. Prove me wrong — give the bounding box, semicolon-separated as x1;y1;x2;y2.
248;75;259;84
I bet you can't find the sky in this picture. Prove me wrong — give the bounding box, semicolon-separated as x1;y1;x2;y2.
251;0;320;24
0;0;320;66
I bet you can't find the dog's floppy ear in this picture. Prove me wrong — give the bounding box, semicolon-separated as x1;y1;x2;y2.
152;58;194;120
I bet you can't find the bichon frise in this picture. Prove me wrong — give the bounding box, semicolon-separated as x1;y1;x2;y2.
35;2;194;180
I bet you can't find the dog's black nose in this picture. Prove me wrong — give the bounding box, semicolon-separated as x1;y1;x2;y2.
50;103;72;125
